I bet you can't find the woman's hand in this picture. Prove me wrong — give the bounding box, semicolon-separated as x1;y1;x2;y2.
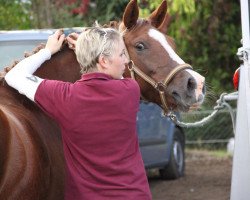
45;30;65;55
66;32;79;51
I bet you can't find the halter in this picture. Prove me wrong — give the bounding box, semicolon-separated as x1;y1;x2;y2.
127;60;193;114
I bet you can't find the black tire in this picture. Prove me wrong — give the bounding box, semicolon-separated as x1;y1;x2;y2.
159;128;185;180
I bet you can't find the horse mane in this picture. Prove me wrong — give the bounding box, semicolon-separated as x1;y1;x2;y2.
0;19;148;81
0;43;46;80
104;20;121;29
0;41;72;81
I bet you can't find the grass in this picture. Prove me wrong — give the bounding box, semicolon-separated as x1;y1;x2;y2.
210;149;231;158
186;148;232;160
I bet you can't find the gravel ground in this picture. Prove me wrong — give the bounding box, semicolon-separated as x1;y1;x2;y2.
149;150;232;200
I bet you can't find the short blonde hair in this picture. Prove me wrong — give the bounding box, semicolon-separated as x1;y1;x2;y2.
75;26;123;74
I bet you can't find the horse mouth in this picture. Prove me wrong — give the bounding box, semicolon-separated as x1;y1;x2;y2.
171;91;202;112
171;94;190;112
175;98;204;112
177;102;191;112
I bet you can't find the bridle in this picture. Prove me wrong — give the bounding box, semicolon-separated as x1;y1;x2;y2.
127;60;193;114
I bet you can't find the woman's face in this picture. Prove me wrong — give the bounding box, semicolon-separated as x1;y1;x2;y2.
106;39;129;79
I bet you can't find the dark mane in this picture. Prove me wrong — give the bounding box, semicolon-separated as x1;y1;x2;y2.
0;43;45;80
0;41;73;81
135;19;150;27
102;20;120;29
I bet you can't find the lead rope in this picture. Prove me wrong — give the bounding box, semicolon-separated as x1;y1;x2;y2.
167;92;237;134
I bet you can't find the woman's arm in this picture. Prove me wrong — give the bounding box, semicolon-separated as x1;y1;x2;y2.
5;30;65;101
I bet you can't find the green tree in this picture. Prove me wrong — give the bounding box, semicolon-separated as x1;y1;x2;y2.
80;0;128;26
138;0;195;17
0;0;33;29
172;0;241;99
5;0;129;29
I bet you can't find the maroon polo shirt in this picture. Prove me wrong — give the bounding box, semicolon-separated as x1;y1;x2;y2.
35;72;152;200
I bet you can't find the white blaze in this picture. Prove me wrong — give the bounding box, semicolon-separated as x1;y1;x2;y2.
148;29;185;64
186;69;205;102
148;28;205;103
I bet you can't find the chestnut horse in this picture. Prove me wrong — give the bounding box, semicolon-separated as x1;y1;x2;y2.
0;0;205;199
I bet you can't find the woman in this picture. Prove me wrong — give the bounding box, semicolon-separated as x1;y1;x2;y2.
5;27;152;200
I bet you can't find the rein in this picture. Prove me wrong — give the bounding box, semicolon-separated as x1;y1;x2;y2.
127;60;193;114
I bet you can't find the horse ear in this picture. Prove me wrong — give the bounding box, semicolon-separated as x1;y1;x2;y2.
158;13;171;33
122;0;139;29
148;0;167;28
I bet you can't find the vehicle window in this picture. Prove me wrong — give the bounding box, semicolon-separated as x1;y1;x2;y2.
0;40;45;70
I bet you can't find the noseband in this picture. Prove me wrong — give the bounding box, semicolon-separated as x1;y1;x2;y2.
127;60;193;114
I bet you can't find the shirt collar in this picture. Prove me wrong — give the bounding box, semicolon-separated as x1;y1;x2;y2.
81;72;113;81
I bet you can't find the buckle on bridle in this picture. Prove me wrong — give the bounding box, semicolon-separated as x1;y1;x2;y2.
156;82;166;92
127;60;134;71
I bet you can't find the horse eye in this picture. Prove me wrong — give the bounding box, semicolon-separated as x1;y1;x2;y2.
135;43;145;51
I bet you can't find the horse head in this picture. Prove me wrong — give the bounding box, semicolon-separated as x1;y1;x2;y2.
121;0;205;112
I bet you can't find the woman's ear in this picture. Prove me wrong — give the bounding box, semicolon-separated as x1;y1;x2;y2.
97;55;109;70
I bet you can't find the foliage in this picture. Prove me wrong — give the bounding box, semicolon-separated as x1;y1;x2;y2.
139;0;241;104
138;0;196;17
81;0;128;26
0;0;128;29
29;0;83;28
0;0;33;29
21;0;128;28
171;0;241;99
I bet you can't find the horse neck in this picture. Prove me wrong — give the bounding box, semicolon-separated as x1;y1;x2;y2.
35;45;81;83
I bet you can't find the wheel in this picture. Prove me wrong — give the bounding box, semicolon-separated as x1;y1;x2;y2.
159;128;185;180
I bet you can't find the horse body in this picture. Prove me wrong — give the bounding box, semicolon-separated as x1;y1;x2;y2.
0;44;79;199
0;84;65;199
0;0;205;199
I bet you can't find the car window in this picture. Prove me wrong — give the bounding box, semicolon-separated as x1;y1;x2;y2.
0;40;46;70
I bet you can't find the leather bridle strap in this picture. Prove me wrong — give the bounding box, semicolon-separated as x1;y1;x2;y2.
163;63;193;85
128;60;159;89
127;60;193;113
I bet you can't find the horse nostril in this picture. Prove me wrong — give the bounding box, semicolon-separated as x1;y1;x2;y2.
202;84;206;94
197;94;204;102
187;77;196;92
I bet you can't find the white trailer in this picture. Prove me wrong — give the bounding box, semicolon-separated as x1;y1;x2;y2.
230;0;250;199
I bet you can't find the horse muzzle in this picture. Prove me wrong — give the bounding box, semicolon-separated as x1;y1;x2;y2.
169;69;206;112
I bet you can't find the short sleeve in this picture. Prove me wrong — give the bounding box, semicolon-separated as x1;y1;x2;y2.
35;79;72;123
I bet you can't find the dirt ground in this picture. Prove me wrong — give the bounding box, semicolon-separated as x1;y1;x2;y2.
148;150;232;200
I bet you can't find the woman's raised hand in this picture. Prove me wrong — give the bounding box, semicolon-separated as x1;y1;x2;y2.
45;30;65;55
66;32;79;51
